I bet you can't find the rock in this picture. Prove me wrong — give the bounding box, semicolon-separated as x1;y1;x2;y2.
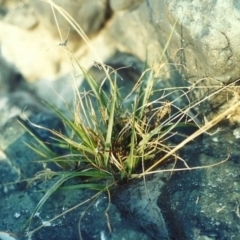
113;174;170;239
0;2;76;82
29;0;109;38
0;149;20;194
2;0;240;239
0;54;21;95
0;19;69;82
0;86;67;192
0;0;19;9
1;0;240;120
0;1;113;82
80;51;143;96
106;1;177;79
166;0;239;83
30;74;78;114
30;52;144;115
0;177;152;240
0;96;152;240
0;105;155;240
0;90;49;127
107;0;240;85
158;125;240;239
106;0;240;121
0;113;64;180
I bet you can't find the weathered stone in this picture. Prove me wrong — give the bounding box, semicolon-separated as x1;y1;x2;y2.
166;0;240;83
0;86;68;182
0;177;152;240
0;54;20;95
0;54;166;239
0;0;19;9
158;125;240;239
103;1;240;124
1;0;240;118
0;149;20;194
0;91;49;127
107;0;240;86
0;0;114;82
113;174;169;239
106;1;174;86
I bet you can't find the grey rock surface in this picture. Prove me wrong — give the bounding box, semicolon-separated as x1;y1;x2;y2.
0;176;152;240
0;54;19;95
0;149;20;194
167;0;239;83
0;111;66;194
113;174;169;239
4;3;38;29
158;125;240;239
107;0;240;84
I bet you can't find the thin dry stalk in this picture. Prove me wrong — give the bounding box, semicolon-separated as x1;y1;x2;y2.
105;187;112;234
26;191;102;238
141;99;240;176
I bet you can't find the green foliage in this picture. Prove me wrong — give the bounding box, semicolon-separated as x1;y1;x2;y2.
21;63;195;187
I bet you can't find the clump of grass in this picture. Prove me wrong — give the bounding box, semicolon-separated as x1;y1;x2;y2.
21;63;194;187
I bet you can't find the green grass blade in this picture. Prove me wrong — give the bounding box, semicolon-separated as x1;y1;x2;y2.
104;78;117;167
135;70;154;119
28;174;72;227
44;101;96;150
54;170;111;178
126;97;137;176
59;183;107;191
23;142;50;159
18;119;57;158
158;19;177;64
75;61;108;108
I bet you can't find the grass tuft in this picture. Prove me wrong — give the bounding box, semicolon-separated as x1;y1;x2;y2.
22;63;195;183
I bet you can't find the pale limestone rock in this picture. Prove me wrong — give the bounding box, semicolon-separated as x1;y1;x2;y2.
0;21;68;82
105;0;240;122
0;0;112;82
29;0;108;38
166;0;240;84
107;0;240;84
